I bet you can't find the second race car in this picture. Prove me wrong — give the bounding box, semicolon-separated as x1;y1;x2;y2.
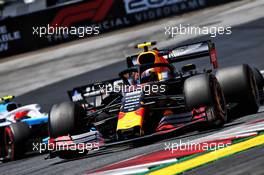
0;96;49;161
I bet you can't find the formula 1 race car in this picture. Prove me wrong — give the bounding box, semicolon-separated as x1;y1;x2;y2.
0;96;49;161
47;41;264;159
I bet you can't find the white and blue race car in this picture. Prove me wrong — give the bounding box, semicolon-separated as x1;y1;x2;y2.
0;96;48;161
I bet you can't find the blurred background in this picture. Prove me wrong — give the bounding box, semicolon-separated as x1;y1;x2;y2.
0;0;71;19
0;0;263;109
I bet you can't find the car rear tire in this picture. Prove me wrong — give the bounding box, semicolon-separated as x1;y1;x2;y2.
252;68;264;104
252;68;264;89
216;64;259;117
184;74;227;127
49;102;86;138
4;122;30;161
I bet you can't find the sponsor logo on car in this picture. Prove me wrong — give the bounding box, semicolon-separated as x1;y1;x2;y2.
72;90;83;102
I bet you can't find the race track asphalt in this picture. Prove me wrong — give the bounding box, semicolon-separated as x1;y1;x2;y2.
185;144;264;175
1;16;263;175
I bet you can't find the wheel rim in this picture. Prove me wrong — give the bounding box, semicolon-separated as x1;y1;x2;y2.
213;78;227;122
4;127;14;160
249;70;259;104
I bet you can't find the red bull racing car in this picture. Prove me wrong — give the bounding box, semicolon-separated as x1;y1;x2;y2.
47;41;264;159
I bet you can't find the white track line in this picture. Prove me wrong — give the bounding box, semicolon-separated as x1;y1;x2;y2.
92;159;178;175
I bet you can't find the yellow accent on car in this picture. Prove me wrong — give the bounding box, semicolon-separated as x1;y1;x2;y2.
117;111;143;131
137;42;154;49
157;72;162;81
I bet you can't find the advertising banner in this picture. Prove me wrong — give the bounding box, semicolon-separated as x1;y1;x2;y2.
0;0;236;58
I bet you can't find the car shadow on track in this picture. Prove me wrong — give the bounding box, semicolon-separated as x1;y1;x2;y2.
48;121;244;166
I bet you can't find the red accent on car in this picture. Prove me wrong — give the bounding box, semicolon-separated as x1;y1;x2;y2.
192;107;206;120
48;138;55;150
54;136;74;149
4;127;15;160
118;112;125;120
156;123;177;132
135;108;145;116
14;111;29;120
210;47;218;69
163;110;173;116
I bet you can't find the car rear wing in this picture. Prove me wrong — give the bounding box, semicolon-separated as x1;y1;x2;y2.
67;78;122;103
126;40;218;69
165;40;218;69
